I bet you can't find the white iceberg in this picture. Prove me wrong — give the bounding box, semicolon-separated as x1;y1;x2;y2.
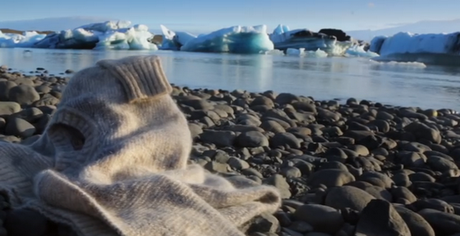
161;25;274;54
0;30;47;48
33;20;158;50
369;60;427;69
304;49;329;58
368;32;460;66
262;49;285;56
269;24;353;56
159;25;197;50
285;48;328;58
346;45;379;58
286;48;305;56
369;36;387;54
370;32;460;56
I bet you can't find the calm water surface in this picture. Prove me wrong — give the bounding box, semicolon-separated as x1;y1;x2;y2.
1;48;460;111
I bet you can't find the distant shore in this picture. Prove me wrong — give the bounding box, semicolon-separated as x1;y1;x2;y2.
0;28;55;35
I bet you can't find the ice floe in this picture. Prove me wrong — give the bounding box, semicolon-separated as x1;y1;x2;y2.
369;60;427;68
0;30;46;48
33;21;158;50
160;25;274;54
346;45;379;58
370;32;460;56
269;24;355;56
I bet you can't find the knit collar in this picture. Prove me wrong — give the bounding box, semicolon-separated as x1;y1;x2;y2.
97;55;173;103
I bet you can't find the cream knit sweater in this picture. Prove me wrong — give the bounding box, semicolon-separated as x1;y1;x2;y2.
0;55;281;236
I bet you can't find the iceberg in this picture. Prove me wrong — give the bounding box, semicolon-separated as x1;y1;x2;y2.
164;25;274;54
286;48;305;56
263;49;285;56
0;30;46;48
284;48;328;58
370;32;460;56
305;49;329;58
93;24;158;50
369;32;460;66
183;25;274;54
346;45;379;58
29;20;158;50
269;24;354;56
159;25;197;50
369;36;387;54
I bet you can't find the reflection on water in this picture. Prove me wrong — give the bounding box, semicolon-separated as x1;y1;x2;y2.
1;48;460;110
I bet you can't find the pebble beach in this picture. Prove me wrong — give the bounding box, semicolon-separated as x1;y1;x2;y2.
1;65;460;236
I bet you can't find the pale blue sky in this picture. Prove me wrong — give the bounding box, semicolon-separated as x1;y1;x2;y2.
2;0;459;32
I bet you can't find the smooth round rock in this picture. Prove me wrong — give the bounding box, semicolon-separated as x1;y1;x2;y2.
325;186;376;211
8;84;40;106
5;118;36;138
395;205;435;236
293;204;344;234
235;131;269;147
418;208;460;235
308;169;355;188
355;199;411;236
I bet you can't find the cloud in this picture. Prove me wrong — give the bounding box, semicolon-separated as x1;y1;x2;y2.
368;2;375;8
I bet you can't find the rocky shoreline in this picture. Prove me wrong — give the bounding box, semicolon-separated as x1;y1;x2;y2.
1;65;460;236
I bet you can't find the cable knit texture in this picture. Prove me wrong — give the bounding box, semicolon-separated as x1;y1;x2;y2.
0;55;281;236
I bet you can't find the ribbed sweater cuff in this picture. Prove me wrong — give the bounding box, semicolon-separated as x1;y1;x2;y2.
97;55;173;102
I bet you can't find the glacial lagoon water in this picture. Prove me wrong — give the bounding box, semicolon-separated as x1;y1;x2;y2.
1;47;460;111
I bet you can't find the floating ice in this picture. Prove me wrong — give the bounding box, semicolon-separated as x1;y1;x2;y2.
262;49;285;56
370;32;460;56
369;60;427;68
270;24;353;56
159;25;274;54
286;48;304;56
15;21;158;50
285;48;328;58
305;49;328;58
265;48;328;58
159;25;197;50
346;45;379;58
0;30;46;48
369;36;387;54
178;25;274;54
93;24;158;50
78;20;133;32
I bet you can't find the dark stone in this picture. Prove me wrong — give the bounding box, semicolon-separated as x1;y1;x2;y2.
355;199;411;236
263;174;291;199
308;169;355;188
325;186;375;211
8;84;40;106
246;214;280;234
394;205;435;236
270;132;301;149
0;81;16;101
418;208;460;235
293;204;343;234
199;130;236;147
404;122;441;144
235;131;269;147
5;118;36;138
0;101;21;117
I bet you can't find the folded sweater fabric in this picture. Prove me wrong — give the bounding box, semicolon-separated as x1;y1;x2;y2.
0;55;281;236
